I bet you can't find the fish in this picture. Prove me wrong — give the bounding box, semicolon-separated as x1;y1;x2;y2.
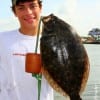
40;14;90;100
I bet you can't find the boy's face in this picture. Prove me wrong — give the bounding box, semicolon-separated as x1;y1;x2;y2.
14;0;42;29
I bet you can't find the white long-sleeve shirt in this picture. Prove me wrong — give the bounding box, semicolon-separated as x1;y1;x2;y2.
0;30;54;100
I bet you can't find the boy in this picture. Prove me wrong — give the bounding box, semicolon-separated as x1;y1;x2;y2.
0;0;54;100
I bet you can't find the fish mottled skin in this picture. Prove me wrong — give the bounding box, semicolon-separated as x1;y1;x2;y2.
40;14;90;100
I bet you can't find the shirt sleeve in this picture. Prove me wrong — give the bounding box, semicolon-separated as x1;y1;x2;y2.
0;34;9;99
0;33;17;100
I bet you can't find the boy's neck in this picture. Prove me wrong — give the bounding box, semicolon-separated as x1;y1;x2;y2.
19;27;38;36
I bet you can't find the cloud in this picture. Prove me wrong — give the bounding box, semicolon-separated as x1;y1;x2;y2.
0;0;100;36
59;0;100;36
66;0;78;16
0;17;19;32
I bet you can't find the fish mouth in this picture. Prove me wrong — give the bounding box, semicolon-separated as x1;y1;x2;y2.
41;14;54;23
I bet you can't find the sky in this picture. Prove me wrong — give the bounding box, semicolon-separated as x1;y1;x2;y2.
0;0;100;36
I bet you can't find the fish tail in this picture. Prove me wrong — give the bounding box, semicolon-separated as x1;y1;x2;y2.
69;93;82;100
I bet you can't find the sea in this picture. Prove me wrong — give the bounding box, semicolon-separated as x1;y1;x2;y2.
54;44;100;100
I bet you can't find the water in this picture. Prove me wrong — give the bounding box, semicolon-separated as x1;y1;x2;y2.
54;44;100;100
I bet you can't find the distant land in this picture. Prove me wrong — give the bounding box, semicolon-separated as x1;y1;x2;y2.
81;36;100;44
81;28;100;44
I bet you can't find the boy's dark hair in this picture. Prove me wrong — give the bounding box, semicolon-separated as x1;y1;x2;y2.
11;0;42;12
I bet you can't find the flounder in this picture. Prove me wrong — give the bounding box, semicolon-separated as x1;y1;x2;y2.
40;14;90;100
